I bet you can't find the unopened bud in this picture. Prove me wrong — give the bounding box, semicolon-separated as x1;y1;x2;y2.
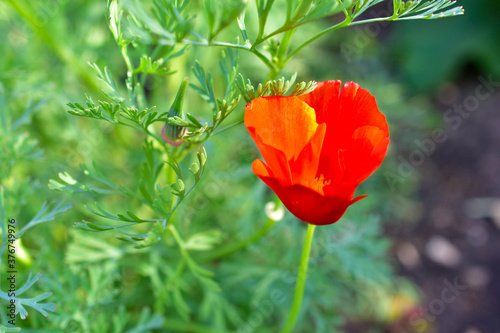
163;77;188;146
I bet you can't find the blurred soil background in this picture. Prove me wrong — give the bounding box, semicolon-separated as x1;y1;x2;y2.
383;0;500;332
388;77;500;333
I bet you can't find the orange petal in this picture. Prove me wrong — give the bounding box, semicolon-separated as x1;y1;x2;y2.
247;80;389;225
332;81;389;142
298;80;342;124
289;123;327;184
247;127;293;184
245;96;319;162
340;125;390;185
300;81;389;181
253;158;282;180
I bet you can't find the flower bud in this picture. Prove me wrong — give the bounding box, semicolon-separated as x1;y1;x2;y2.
163;77;188;146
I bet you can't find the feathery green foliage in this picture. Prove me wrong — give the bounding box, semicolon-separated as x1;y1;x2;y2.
0;0;465;331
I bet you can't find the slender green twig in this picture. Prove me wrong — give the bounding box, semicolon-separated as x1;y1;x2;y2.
286;13;453;62
177;39;278;73
237;14;252;48
169;225;187;253
211;119;244;137
280;223;316;333
202;199;283;261
276;29;295;69
120;44;139;107
255;0;276;43
202;217;276;261
179;39;248;49
286;18;351;62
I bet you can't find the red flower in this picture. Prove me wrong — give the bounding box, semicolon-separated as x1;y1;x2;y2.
244;80;390;225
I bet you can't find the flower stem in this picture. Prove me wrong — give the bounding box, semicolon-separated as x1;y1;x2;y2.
281;223;316;333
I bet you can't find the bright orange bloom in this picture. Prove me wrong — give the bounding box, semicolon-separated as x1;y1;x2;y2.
245;80;390;225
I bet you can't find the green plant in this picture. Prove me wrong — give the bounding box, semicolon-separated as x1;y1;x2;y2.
1;0;464;331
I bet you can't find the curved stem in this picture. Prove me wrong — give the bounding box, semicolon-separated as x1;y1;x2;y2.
202;217;276;261
211;119;244;137
202;198;283;261
178;39;249;50
286;16;397;62
121;45;139;107
253;49;279;74
276;28;295;71
286;19;348;62
177;40;278;75
280;223;316;333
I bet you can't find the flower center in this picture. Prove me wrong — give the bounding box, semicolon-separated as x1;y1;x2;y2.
303;174;331;195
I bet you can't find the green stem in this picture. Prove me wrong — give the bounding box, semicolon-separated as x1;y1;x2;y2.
280;223;316;333
169;225;186;251
177;40;278;76
211;119;244;137
285;19;349;62
254;49;279;74
145;128;165;148
202;217;276;261
255;0;276;42
285;15;399;62
276;28;295;70
121;45;139;107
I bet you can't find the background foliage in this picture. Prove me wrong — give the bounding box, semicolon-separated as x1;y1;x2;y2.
0;0;473;332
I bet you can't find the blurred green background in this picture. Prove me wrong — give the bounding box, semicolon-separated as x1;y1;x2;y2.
0;0;498;332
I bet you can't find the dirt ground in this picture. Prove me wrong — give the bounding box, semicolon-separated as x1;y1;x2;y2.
389;75;500;333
